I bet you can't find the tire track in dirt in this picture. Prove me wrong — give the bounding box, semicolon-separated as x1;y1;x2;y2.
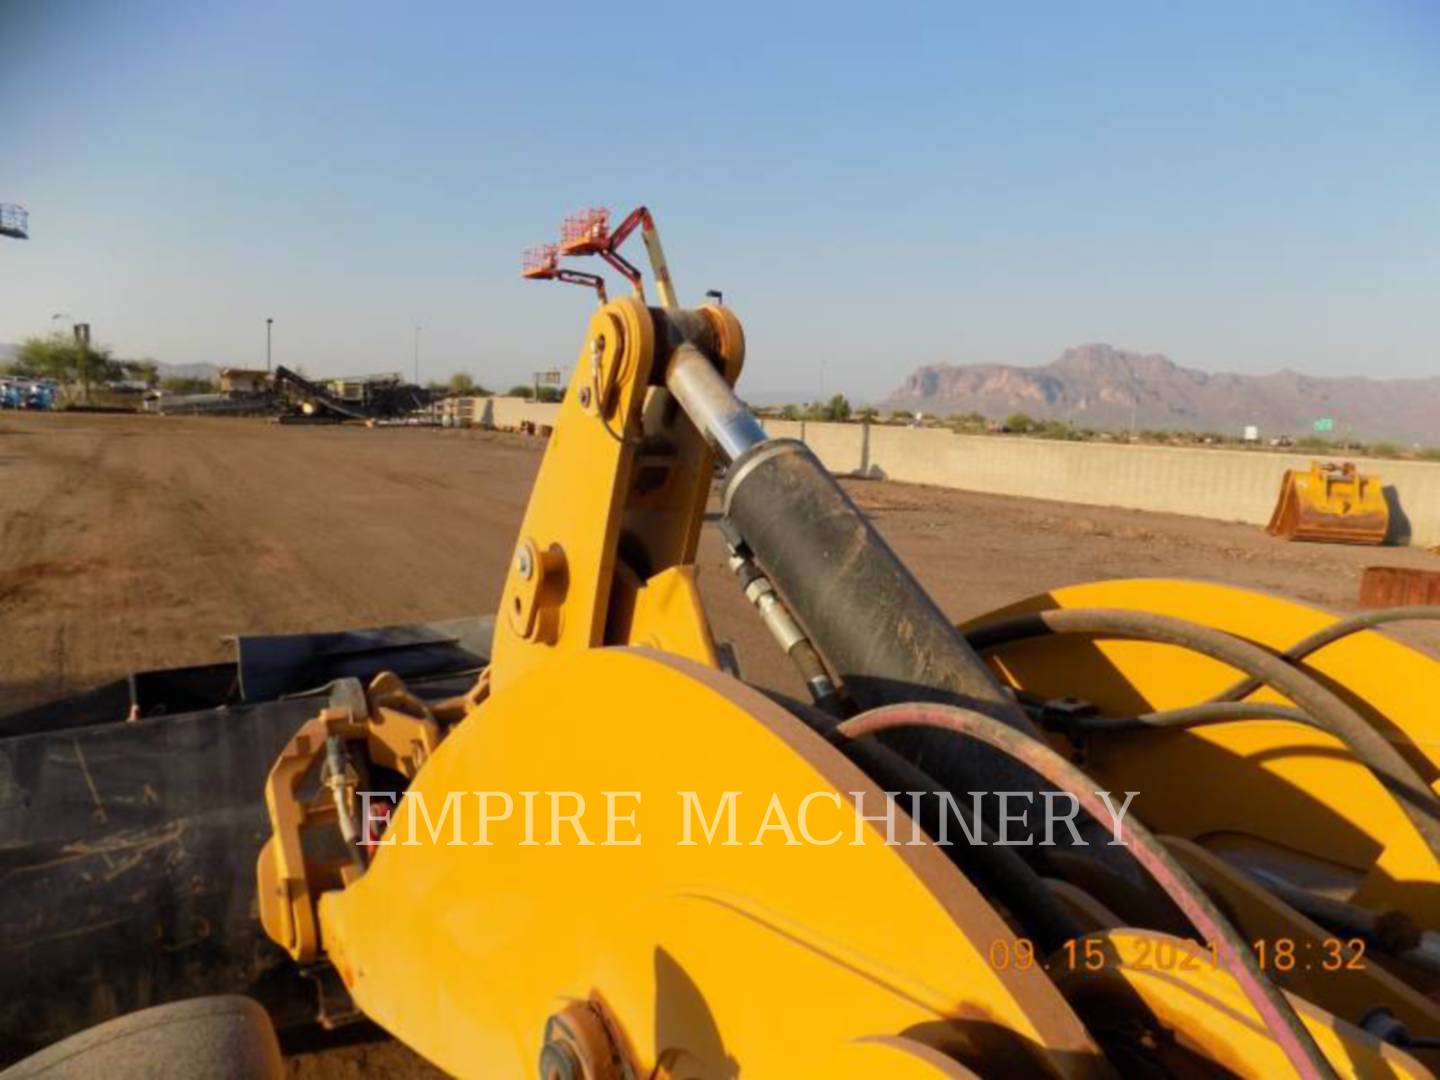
0;421;126;701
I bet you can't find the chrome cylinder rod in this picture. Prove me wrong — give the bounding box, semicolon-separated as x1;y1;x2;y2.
665;342;768;462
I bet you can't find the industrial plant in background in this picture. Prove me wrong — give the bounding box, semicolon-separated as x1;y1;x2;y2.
147;366;434;422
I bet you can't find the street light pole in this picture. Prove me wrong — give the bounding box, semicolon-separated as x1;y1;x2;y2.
74;322;92;404
266;318;273;372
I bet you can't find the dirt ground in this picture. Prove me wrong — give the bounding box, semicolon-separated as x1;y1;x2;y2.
4;411;1437;718
4;410;1438;1074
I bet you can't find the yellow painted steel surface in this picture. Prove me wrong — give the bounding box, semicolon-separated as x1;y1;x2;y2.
316;648;1104;1078
490;296;658;689
1054;930;1429;1078
968;578;1440;924
627;565;720;666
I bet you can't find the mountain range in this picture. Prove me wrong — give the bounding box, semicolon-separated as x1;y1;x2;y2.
881;344;1440;443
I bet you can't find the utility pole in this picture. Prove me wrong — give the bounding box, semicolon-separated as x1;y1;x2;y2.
266;318;273;372
413;325;422;386
74;322;92;404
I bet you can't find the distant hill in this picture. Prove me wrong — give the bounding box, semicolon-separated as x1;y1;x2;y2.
882;344;1440;443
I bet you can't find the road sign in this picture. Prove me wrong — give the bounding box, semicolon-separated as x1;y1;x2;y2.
532;368;564;403
1313;417;1334;433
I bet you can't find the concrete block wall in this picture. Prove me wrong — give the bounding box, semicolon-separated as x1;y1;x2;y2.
465;396;562;430
459;404;1440;546
763;420;1440;548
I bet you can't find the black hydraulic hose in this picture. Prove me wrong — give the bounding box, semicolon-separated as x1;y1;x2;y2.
1214;605;1440;704
1243;867;1440;978
723;439;1027;725
967;607;1440;861
845;740;1085;955
724;438;1053;814
720;525;845;715
767;688;1085;954
836;703;1337;1080
1038;701;1328;736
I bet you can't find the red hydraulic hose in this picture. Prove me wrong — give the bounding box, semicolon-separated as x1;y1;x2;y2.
835;702;1336;1080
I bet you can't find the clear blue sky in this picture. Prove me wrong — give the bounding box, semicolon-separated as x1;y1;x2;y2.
2;0;1436;402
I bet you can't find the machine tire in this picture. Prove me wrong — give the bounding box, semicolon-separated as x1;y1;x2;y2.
0;996;283;1080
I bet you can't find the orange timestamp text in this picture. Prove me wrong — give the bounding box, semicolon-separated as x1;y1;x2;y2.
986;935;1366;974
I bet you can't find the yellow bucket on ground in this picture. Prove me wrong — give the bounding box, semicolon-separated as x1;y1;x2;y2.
1266;460;1389;544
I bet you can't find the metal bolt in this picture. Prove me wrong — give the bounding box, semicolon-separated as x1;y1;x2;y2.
578;387;591;408
516;547;533;580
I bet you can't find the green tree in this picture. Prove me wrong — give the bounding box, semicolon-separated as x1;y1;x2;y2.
11;333;122;401
449;372;490;395
508;384;535;400
822;393;851;422
858;405;878;423
781;404;800;421
123;359;159;387
1003;412;1035;433
1034;419;1082;441
950;411;988;433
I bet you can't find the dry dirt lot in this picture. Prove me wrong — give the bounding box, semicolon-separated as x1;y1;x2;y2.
4;410;1438;1074
4;411;1438;717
